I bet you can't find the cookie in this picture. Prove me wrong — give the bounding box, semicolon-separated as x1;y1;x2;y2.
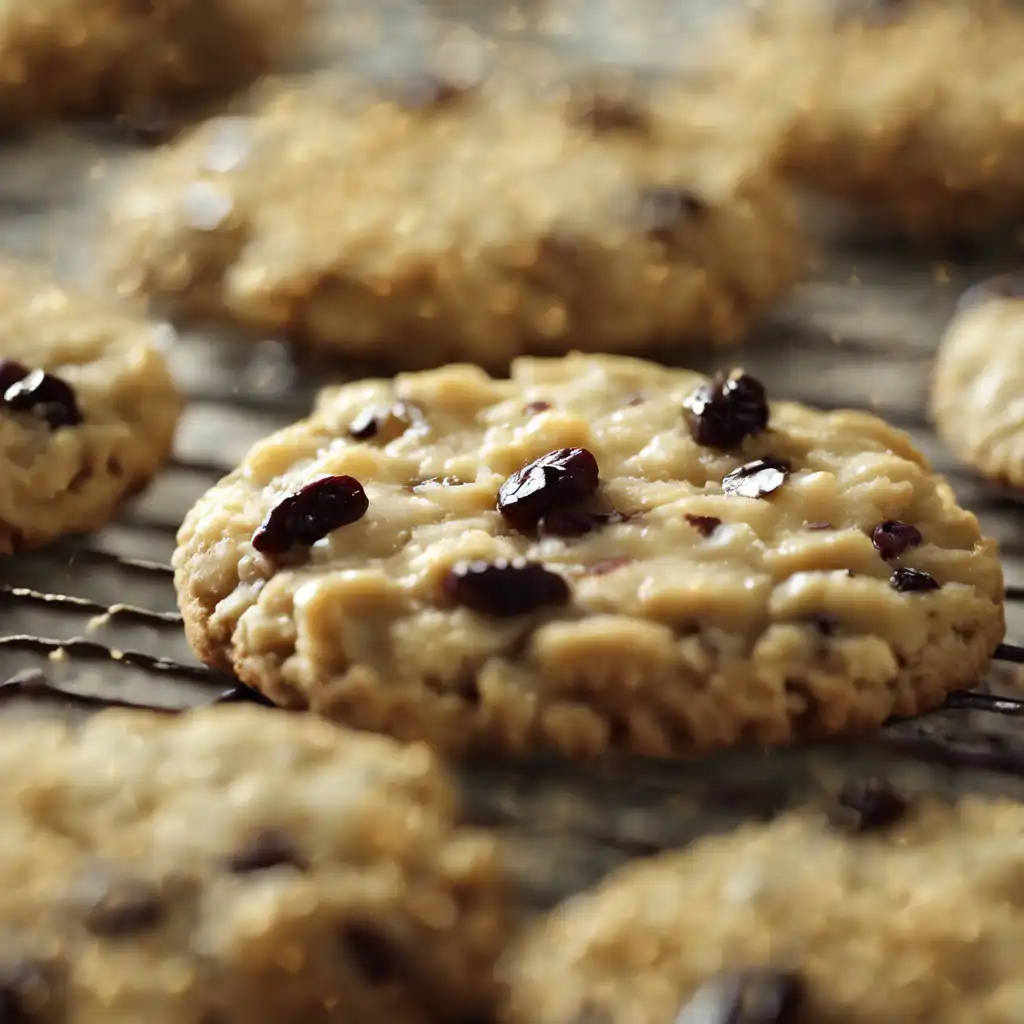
723;0;1024;237
0;0;313;125
105;57;803;369
500;786;1024;1024
931;273;1024;486
0;705;508;1023
0;262;182;554
173;353;1003;759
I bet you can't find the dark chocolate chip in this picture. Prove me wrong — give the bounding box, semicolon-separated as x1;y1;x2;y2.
0;960;54;1022
889;567;940;593
0;359;29;395
683;371;770;450
872;520;922;560
829;778;909;833
588;555;634;576
342;923;405;985
498;447;600;532
3;369;82;430
252;475;369;556
685;514;722;537
639;186;707;242
226;830;308;874
956;272;1024;311
73;869;165;938
444;558;570;617
722;457;791;499
675;969;803;1024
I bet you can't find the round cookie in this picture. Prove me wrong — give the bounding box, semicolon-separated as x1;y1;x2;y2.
723;0;1024;237
931;274;1024;486
105;57;804;369
500;786;1024;1024
0;0;313;125
173;353;1003;759
0;705;508;1024
0;262;182;554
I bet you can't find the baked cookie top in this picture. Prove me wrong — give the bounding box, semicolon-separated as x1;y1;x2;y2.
106;56;802;367
0;0;313;123
0;705;508;1024
722;0;1024;235
931;274;1024;487
174;353;1003;758
0;262;181;554
500;786;1024;1024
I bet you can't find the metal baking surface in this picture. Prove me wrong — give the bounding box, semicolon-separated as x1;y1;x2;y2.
2;0;1024;912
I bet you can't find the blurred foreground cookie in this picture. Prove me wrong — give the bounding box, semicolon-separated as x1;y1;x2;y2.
107;60;803;369
174;353;1003;758
0;263;181;554
0;706;508;1023
931;274;1024;486
727;0;1024;237
0;0;312;124
500;789;1024;1024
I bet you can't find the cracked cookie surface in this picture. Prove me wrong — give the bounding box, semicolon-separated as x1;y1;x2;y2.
500;793;1024;1024
932;274;1024;488
106;56;802;369
723;0;1024;237
0;706;508;1024
0;0;313;124
0;262;181;554
174;353;1003;759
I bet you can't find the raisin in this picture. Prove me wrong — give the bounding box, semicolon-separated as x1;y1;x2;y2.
498;447;600;532
683;371;770;450
0;359;29;395
722;457;790;499
539;509;630;538
685;514;722;537
444;559;570;617
226;830;308;874
3;369;82;430
252;475;369;556
640;187;707;242
675;969;803;1024
828;778;909;834
348;401;423;443
872;520;922;560
72;869;165;938
889;567;940;593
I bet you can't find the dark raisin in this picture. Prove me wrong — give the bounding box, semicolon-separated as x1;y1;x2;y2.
342;923;405;985
539;512;596;538
956;272;1024;311
640;187;707;242
3;370;82;430
675;969;803;1024
828;778;909;834
523;400;551;415
444;559;570;617
685;514;721;537
577;95;650;133
890;567;940;593
497;447;600;532
348;401;422;443
722;457;791;499
348;408;380;440
683;371;770;450
0;960;54;1022
252;475;369;556
588;555;634;576
72;869;165;938
226;830;308;874
872;520;922;560
0;359;29;395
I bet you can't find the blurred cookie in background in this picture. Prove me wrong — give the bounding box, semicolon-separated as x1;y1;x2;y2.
104;45;805;370
722;0;1024;239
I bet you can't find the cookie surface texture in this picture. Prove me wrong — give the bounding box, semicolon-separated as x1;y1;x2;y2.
500;795;1024;1024
0;262;181;554
724;0;1024;236
0;706;508;1023
0;0;312;123
106;58;803;368
932;274;1024;487
173;353;1003;758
